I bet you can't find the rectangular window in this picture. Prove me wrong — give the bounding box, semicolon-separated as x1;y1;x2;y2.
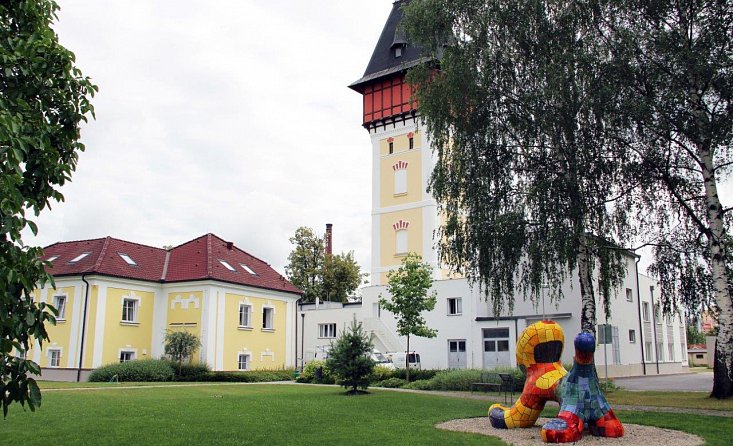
219;259;236;271
119;351;135;363
449;340;466;352
668;343;675;362
262;307;274;330
642;302;650;322
447;297;462;315
644;342;652;361
122;298;138;323
240;264;256;275
395;229;408;254
69;252;90;263
118;253;137;265
49;350;61;368
319;323;337;338
408;137;414;150
388;141;394;154
238;354;250;371
394;169;407;195
239;304;252;327
654;304;661;323
625;288;633;302
53;295;67;320
656;342;664;361
612;326;621;365
628;329;636;343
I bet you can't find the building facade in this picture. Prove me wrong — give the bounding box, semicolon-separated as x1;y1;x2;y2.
27;234;301;381
298;0;688;377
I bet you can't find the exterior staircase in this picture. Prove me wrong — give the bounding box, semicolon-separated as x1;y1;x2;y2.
362;317;404;353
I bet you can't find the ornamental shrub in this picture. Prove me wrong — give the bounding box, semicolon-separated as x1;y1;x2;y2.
430;369;484;391
369;365;395;383
402;379;434;390
88;359;175;382
204;370;293;382
170;361;210;382
300;360;334;384
374;377;408;388
392;368;439;382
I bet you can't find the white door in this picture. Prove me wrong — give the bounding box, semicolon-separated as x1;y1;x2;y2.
448;339;467;369
483;328;511;368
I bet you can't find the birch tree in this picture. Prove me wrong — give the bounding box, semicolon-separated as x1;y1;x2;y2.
402;0;630;333
598;0;733;399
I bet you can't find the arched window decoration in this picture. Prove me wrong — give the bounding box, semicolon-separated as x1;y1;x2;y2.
393;220;409;254
392;160;408;195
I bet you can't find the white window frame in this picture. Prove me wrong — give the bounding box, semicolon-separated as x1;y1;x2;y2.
121;298;139;323
119;350;136;363
642;302;650;322
318;323;337;339
625;288;633;302
118;253;137;266
240;263;256;275
48;349;61;368
668;343;675;362
262;306;274;331
238;353;251;371
447;297;462;316
69;252;91;263
395;229;408;255
644;341;652;361
394;169;407;195
219;259;236;271
238;304;252;328
628;329;636;343
53;294;67;320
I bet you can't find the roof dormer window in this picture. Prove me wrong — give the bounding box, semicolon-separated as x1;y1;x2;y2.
118;253;137;266
395;46;402;58
69;252;91;263
219;260;236;272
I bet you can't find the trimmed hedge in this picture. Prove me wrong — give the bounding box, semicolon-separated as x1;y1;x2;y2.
88;359;175;382
373;377;408;388
204;370;293;382
171;362;211;381
402;379;433;390
391;368;439;382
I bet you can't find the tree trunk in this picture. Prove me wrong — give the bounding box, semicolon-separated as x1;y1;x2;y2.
578;236;597;335
406;335;411;382
700;149;733;399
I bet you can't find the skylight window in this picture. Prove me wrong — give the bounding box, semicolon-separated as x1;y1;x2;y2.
240;264;256;275
118;253;137;266
219;260;236;272
46;256;59;262
69;252;91;263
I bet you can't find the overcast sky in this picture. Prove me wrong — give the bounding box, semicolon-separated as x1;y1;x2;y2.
25;0;393;276
23;0;732;279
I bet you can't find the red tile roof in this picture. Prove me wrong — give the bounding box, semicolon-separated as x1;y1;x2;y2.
43;234;302;296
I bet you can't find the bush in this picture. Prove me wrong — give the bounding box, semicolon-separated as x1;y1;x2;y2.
374;377;408;388
369;365;395;383
88;359;175;382
402;379;434;390
204;370;293;382
491;366;526;391
299;360;335;384
391;368;439;382
326;321;375;393
430;369;484;391
599;378;620;393
170;361;210;382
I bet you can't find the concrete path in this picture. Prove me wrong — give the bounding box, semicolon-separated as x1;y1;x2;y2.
613;372;713;392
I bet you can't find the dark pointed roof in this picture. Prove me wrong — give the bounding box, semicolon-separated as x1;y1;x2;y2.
349;0;427;92
43;234;302;296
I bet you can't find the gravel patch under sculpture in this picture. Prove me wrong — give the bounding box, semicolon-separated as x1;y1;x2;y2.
437;417;703;446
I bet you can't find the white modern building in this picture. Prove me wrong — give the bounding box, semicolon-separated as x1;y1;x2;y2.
297;1;688;378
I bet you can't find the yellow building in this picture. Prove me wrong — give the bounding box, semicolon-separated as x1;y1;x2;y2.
29;234;301;381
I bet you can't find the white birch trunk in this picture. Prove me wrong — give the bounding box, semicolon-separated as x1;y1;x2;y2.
578;236;597;334
701;149;733;398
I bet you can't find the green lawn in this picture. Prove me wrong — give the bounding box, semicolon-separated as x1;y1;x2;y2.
36;380;190;390
607;390;733;411
3;384;731;445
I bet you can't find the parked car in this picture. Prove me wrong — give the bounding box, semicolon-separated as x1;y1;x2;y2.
371;350;395;369
387;351;421;370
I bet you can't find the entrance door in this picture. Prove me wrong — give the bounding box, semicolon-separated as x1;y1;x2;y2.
448;339;467;369
483;328;511;368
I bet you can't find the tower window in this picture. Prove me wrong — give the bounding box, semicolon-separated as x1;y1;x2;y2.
396;229;408;255
389;142;394;154
395;46;402;58
409;137;414;150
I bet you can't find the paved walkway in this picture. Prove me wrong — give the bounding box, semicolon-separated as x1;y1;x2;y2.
613;372;712;392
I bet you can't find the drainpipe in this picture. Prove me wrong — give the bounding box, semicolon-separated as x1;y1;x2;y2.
300;312;305;372
76;274;91;382
635;258;646;375
650;285;660;375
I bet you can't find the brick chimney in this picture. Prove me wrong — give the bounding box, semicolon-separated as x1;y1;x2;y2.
325;223;333;255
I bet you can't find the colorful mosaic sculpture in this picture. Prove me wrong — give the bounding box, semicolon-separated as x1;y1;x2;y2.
488;320;624;443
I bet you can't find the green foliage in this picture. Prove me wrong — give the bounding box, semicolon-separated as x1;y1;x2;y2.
0;0;96;416
379;253;437;381
164;331;200;372
326;320;375;393
169;361;210;382
203;370;293;383
369;365;395;383
374;377;408;388
402;379;434;390
88;360;175;382
429;369;484;392
285;226;366;303
298;359;334;384
391;368;440;382
687;325;707;345
402;0;630;333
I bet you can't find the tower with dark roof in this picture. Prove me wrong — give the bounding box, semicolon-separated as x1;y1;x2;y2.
349;0;440;285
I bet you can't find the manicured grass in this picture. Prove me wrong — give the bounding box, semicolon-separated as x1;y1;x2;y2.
615;411;732;446
4;384;498;445
607;390;733;411
36;381;189;390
